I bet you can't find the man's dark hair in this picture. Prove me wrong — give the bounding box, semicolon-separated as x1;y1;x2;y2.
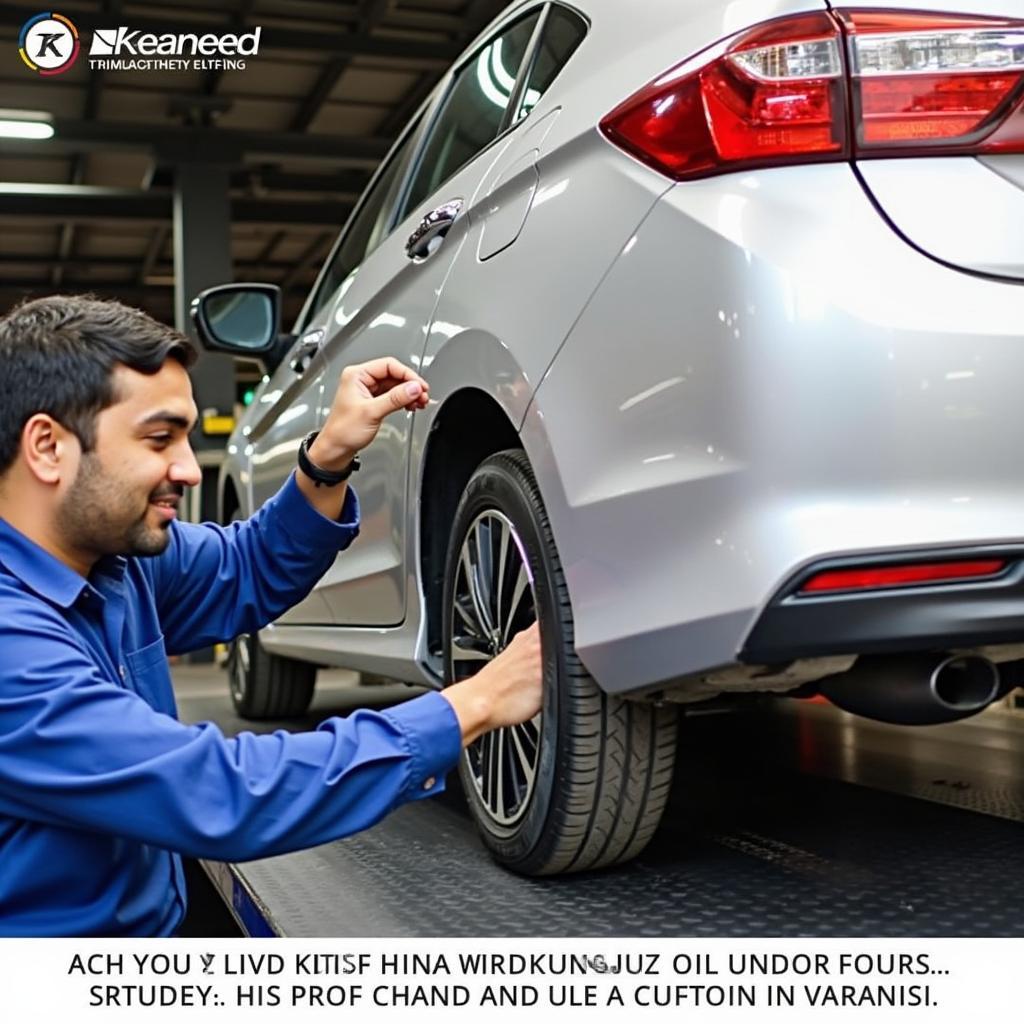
0;294;198;475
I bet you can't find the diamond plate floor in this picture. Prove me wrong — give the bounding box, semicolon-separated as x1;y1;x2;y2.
173;665;1024;937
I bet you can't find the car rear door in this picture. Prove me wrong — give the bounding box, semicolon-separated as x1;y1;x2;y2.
310;5;548;627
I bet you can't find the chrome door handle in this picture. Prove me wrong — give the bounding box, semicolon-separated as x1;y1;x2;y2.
405;198;464;261
290;328;324;374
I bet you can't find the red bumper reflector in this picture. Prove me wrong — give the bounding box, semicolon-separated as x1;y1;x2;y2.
800;559;1007;594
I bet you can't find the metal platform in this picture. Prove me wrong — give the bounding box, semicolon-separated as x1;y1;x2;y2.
173;665;1024;937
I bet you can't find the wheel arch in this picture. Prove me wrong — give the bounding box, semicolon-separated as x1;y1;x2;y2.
419;387;523;661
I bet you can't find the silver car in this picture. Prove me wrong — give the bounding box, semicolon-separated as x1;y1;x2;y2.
192;0;1024;874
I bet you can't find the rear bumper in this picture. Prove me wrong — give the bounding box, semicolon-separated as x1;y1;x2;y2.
523;160;1024;697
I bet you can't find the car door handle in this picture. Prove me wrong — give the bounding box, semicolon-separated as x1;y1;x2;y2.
405;198;464;261
290;329;324;374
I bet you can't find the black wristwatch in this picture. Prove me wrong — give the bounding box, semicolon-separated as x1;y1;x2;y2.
297;431;360;487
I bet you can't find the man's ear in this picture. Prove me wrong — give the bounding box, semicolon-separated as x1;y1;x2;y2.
21;414;80;486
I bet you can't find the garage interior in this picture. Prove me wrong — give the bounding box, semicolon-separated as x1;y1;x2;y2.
2;0;1023;938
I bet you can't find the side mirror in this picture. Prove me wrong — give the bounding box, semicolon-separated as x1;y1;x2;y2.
191;283;289;372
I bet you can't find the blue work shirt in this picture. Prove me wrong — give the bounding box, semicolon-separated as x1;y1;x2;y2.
0;473;462;936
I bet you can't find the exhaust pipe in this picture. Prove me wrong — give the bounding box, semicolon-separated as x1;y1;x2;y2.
818;653;1003;725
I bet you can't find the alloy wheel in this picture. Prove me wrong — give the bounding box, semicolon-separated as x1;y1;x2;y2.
450;509;541;826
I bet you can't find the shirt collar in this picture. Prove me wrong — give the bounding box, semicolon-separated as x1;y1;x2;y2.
0;516;113;608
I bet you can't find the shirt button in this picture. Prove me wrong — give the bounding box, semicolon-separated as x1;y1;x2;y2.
119;665;127;680
422;777;436;791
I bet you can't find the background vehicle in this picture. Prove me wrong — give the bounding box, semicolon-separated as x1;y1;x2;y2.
193;0;1024;874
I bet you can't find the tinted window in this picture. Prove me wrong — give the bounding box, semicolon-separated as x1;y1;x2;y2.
514;6;587;122
399;12;541;220
306;120;421;320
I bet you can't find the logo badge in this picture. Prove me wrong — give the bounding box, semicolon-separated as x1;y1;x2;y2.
19;12;79;75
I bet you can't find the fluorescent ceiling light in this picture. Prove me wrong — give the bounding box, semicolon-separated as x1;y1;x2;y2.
0;108;54;139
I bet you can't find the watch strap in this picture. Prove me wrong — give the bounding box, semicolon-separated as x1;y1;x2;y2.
297;430;360;487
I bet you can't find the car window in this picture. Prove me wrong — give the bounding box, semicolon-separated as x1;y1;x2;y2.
398;11;542;221
513;5;588;123
305;118;422;322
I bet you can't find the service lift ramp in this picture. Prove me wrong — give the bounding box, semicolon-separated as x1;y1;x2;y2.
196;693;1024;938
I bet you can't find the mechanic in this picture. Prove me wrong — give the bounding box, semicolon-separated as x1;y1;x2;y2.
0;295;542;936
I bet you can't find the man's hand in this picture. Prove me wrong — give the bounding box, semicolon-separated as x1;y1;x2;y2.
441;623;544;748
308;357;430;472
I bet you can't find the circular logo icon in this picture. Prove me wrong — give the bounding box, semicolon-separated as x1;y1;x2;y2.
19;12;79;76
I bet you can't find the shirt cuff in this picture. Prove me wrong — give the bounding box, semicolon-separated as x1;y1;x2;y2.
382;690;463;802
269;470;361;550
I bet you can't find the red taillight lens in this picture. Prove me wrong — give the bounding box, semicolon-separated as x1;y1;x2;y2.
599;9;1024;179
599;12;847;180
799;559;1007;595
843;11;1024;152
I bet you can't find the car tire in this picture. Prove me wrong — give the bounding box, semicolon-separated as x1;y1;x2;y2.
442;449;678;875
223;507;317;720
225;630;317;720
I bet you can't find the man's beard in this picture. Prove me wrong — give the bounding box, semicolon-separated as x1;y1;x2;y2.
56;452;180;560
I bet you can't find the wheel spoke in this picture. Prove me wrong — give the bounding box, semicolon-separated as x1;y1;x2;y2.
494;518;511;639
461;542;494;638
454;593;487;639
479;732;492;804
502;563;531;646
451;637;492;663
473;519;497;633
489;729;501;815
488;731;502;816
509;724;536;790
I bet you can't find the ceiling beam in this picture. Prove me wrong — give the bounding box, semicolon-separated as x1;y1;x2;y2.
0;253;325;273
252;230;286;267
289;55;348;134
280;232;332;292
0;185;352;225
378;70;438;137
0;3;459;61
203;0;257;97
118;0;467;35
138;224;170;285
290;0;394;133
0;282;177;301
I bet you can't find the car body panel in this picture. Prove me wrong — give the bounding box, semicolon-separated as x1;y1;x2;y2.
858;157;1024;280
527;160;1024;693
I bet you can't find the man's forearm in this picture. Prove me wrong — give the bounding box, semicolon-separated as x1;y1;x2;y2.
440;624;543;747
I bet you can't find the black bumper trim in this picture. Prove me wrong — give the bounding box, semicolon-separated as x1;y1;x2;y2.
740;545;1024;664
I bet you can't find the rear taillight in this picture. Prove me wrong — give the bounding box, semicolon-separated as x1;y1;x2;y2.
799;559;1007;595
599;9;1024;179
843;11;1024;153
600;12;847;179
